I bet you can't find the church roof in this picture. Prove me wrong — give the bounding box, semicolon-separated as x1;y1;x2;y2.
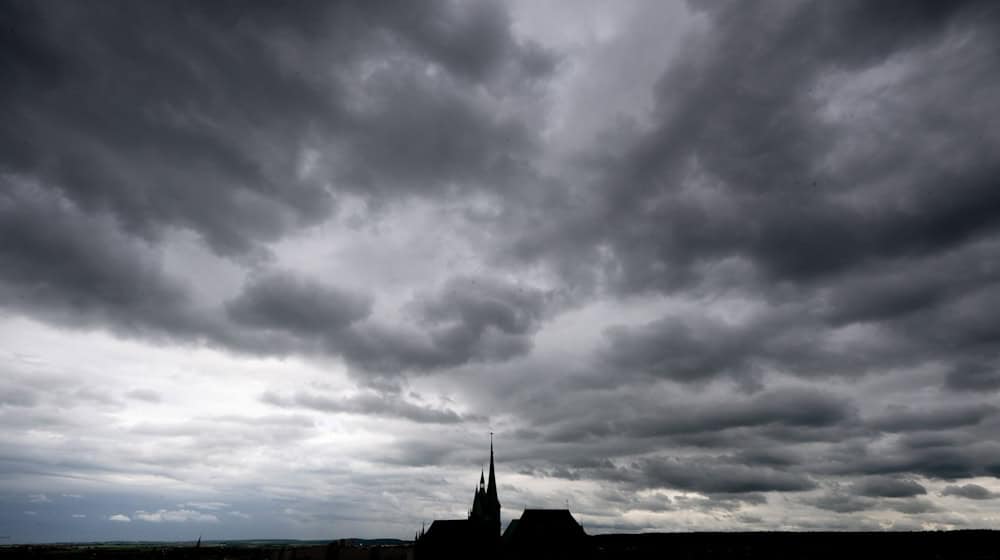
502;509;587;547
421;519;493;547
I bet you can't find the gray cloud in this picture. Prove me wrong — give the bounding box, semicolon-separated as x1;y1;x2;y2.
4;0;1000;540
844;439;1000;481
124;389;162;403
417;276;552;337
945;358;1000;392
374;1;558;85
414;276;554;361
227;272;373;334
543;387;854;443
637;457;817;494
809;491;876;514
600;314;760;383
0;386;38;408
886;497;941;515
869;404;997;433
851;476;927;498
1;0;555;255
941;484;997;500
309;276;556;374
260;390;475;424
0;178;193;333
2;1;333;254
539;453;817;495
656;388;853;434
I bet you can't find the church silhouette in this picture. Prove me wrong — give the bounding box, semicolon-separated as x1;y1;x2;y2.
415;436;591;560
469;436;502;536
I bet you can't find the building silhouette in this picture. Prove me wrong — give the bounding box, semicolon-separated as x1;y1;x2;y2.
502;509;590;560
416;437;501;559
416;437;592;559
469;435;501;537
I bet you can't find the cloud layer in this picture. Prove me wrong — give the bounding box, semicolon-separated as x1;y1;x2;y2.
2;0;1000;542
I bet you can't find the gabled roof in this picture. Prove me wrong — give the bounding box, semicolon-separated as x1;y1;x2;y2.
502;509;587;546
425;519;471;536
418;518;500;559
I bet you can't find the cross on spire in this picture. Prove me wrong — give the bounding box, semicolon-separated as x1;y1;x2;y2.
467;432;501;536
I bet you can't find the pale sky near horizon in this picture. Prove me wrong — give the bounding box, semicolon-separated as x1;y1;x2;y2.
3;0;1000;543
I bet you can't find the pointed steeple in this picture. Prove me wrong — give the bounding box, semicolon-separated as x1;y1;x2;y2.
484;432;501;537
471;483;484;519
486;432;499;505
467;433;501;537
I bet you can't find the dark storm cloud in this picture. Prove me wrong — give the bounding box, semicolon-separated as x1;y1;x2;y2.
528;0;1000;396
636;456;817;494
941;484;998;500
514;419;829;496
2;0;333;254
543;387;853;442
227;272;372;334
688;387;853;430
0;0;554;251
821;241;1000;327
600;313;759;383
945;357;1000;392
839;438;1000;481
810;491;943;515
596;307;908;384
413;276;554;360
5;0;995;387
0;178;194;333
851;476;926;498
0;0;559;375
538;453;816;495
370;1;557;85
627;0;1000;286
197;271;557;373
309;276;555;373
731;448;803;469
868;404;997;433
417;276;552;337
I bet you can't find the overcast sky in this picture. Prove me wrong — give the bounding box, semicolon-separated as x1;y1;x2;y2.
3;0;1000;543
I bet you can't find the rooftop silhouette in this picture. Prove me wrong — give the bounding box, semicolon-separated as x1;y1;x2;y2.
415;438;593;559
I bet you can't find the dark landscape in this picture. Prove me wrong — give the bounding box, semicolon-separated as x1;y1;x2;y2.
5;531;1000;560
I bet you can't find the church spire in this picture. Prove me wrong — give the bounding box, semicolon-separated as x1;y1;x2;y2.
467;433;501;537
487;432;499;504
